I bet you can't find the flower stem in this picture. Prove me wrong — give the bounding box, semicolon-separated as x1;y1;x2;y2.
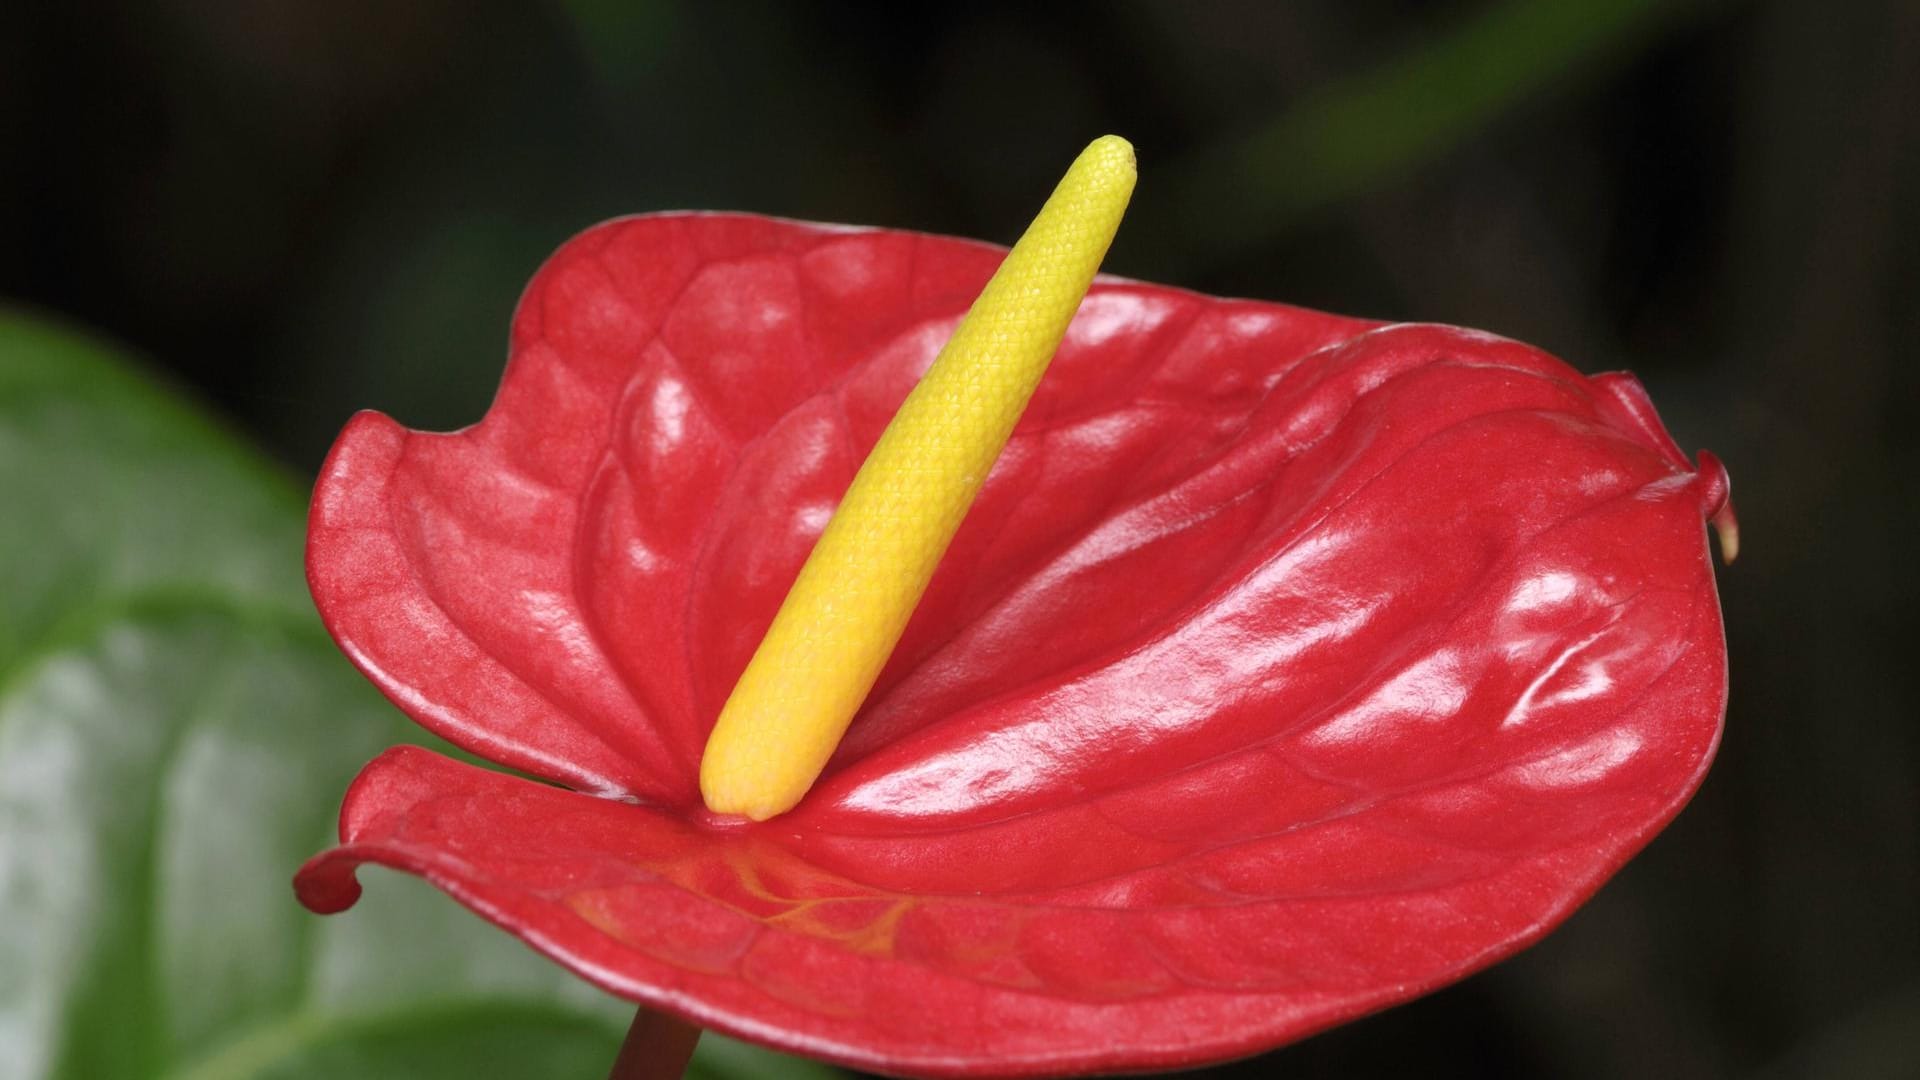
606;1006;702;1080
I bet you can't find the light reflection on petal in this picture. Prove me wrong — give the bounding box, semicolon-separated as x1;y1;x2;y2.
521;589;596;661
1509;569;1580;611
1300;649;1469;749
1510;728;1643;789
1502;625;1618;729
648;374;692;444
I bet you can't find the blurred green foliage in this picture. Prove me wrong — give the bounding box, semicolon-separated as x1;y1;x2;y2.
0;313;840;1080
1156;0;1722;262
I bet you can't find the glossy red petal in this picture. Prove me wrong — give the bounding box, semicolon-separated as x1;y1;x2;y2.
301;214;1729;1075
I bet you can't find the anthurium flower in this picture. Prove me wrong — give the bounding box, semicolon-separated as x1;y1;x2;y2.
295;191;1733;1073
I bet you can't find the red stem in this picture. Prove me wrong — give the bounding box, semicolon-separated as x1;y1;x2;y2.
607;1006;702;1080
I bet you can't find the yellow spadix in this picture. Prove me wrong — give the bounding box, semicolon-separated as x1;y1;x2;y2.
699;136;1136;820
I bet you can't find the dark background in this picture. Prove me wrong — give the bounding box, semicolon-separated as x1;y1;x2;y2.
4;1;1915;1076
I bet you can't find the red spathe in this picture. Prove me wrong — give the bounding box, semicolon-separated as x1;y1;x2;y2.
295;213;1731;1077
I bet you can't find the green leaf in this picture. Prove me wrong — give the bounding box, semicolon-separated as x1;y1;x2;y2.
0;309;839;1080
0;312;306;673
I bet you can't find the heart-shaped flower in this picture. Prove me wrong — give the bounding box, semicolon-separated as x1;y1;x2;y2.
295;211;1732;1077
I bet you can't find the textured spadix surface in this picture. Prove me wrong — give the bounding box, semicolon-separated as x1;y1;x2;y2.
296;213;1730;1077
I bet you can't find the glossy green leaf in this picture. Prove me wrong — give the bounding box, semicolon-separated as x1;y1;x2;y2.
0;309;838;1080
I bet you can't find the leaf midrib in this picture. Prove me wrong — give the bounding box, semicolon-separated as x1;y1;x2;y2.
0;587;324;711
